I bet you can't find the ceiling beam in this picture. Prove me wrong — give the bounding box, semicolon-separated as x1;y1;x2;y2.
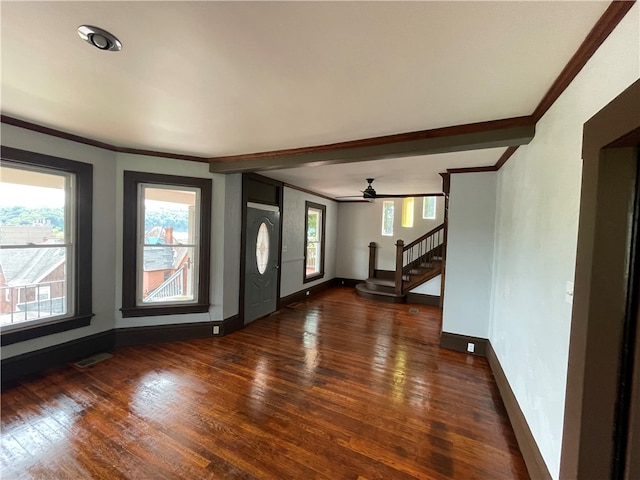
208;117;535;174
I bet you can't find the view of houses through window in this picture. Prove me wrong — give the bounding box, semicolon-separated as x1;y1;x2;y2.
305;202;325;280
139;185;199;305
0;164;72;327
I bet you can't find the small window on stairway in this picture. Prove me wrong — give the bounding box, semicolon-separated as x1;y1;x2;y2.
402;197;414;228
381;201;394;236
423;197;437;220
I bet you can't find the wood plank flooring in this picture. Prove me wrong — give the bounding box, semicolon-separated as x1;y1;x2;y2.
1;287;529;479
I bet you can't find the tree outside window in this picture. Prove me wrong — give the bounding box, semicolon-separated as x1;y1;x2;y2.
382;201;394;236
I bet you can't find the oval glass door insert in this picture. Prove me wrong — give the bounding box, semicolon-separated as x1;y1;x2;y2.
256;222;270;274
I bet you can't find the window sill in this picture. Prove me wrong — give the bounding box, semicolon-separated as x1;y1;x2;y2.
303;273;325;284
120;303;210;318
1;314;94;346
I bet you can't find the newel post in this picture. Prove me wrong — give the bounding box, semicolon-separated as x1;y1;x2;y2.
368;242;377;279
395;240;404;295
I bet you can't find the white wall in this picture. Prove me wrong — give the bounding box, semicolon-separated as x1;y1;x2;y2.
280;187;338;297
336;197;444;279
489;4;640;478
1;124;117;359
442;172;496;338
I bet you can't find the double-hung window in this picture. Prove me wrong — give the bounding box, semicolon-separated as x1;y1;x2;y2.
0;147;93;345
304;202;326;282
121;171;211;317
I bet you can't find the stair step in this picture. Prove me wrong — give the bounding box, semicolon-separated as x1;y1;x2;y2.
365;277;396;294
355;283;405;303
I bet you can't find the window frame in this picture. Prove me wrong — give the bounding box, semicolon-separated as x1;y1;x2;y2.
422;196;437;220
381;200;395;236
121;171;211;317
0;146;93;346
303;201;326;283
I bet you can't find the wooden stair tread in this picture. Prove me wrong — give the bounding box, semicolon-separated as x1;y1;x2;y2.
366;277;395;288
355;283;405;303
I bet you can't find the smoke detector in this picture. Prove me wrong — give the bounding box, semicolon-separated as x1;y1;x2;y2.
77;25;122;52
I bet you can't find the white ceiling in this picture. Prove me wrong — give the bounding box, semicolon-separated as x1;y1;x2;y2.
1;1;611;198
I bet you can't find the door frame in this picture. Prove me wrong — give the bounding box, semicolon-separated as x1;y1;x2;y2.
239;174;284;326
560;79;640;479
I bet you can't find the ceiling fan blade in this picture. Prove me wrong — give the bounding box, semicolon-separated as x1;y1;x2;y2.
335;195;365;199
375;193;411;198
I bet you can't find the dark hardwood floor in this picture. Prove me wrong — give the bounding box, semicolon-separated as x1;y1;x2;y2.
1;287;528;479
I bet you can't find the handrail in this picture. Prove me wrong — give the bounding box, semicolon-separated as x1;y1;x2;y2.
144;265;186;302
395;223;445;294
403;224;444;251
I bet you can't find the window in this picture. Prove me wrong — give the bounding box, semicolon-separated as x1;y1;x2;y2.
402;197;414;228
423;196;437;220
381;200;394;236
0;146;93;345
122;171;211;317
304;202;326;282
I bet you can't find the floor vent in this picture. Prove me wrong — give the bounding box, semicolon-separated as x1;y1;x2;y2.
409;308;420;314
73;352;113;368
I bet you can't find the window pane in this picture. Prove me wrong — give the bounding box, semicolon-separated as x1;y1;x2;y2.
256;222;270;275
0;164;72;327
402;197;414;228
139;185;199;306
306;208;322;276
423;197;436;219
382;201;394;236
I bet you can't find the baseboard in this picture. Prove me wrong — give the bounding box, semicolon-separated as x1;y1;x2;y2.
486;341;552;480
1;330;115;387
115;315;240;346
334;278;363;288
277;278;336;309
440;331;488;356
405;293;440;306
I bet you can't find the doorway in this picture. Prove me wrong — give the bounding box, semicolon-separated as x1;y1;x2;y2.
560;79;640;479
244;203;280;325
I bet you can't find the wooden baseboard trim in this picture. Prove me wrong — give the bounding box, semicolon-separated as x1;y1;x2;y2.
115;315;240;346
405;293;440;306
334;278;363;288
486;341;552;480
1;330;115;387
277;278;335;309
440;331;488;356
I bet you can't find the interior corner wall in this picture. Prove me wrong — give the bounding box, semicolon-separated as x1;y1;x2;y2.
0;124;117;360
280;187;338;297
222;174;242;319
489;4;640;478
336;197;445;280
441;172;496;339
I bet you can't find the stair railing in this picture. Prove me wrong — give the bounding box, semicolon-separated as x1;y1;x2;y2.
394;224;445;294
144;264;187;302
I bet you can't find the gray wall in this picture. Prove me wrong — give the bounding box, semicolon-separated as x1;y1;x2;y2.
442;172;496;339
0;124;242;359
280;187;338;297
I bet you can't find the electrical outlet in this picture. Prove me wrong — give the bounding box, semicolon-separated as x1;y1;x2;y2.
341;280;345;285
306;291;310;296
213;326;219;335
467;342;475;353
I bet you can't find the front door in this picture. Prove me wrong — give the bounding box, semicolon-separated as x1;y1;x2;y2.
244;204;280;325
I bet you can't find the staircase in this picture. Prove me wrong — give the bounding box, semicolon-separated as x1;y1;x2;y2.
355;224;444;303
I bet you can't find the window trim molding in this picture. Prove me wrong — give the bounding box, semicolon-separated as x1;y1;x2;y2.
0;146;94;346
121;170;211;317
303;201;326;284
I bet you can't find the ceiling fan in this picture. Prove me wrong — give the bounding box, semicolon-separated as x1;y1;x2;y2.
337;178;411;200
